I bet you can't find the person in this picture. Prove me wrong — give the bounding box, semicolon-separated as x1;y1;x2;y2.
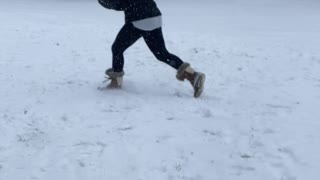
98;0;206;98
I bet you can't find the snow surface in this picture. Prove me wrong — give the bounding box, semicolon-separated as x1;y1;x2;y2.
1;0;320;180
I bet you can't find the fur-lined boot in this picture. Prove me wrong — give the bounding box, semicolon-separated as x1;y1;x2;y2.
105;68;125;89
176;63;205;98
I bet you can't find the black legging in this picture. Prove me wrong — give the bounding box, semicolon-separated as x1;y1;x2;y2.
111;23;184;72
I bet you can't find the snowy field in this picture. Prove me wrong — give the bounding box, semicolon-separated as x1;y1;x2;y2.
1;0;320;180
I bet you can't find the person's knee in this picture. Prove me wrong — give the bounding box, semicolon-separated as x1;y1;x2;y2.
112;43;123;55
154;50;169;62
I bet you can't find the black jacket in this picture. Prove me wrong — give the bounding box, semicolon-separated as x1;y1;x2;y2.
98;0;162;23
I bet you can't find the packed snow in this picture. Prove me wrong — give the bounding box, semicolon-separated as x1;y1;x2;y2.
1;0;320;180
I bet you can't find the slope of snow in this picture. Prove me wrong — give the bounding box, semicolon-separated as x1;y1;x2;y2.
1;0;320;180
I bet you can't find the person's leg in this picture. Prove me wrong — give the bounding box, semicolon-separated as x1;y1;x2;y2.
143;28;206;98
143;28;183;70
112;23;143;72
106;23;142;88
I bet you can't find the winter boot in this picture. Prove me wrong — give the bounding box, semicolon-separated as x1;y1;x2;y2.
176;63;206;98
105;68;125;89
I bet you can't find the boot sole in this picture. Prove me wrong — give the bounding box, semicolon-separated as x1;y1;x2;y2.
194;73;206;98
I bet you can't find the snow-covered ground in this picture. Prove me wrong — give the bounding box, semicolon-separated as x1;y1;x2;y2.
1;0;320;180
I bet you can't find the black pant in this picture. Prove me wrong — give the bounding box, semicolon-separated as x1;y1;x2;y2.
111;23;184;72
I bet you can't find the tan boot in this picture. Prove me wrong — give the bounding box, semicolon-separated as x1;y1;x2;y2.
176;63;206;98
105;68;125;89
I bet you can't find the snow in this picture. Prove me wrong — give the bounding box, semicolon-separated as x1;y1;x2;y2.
1;0;320;180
